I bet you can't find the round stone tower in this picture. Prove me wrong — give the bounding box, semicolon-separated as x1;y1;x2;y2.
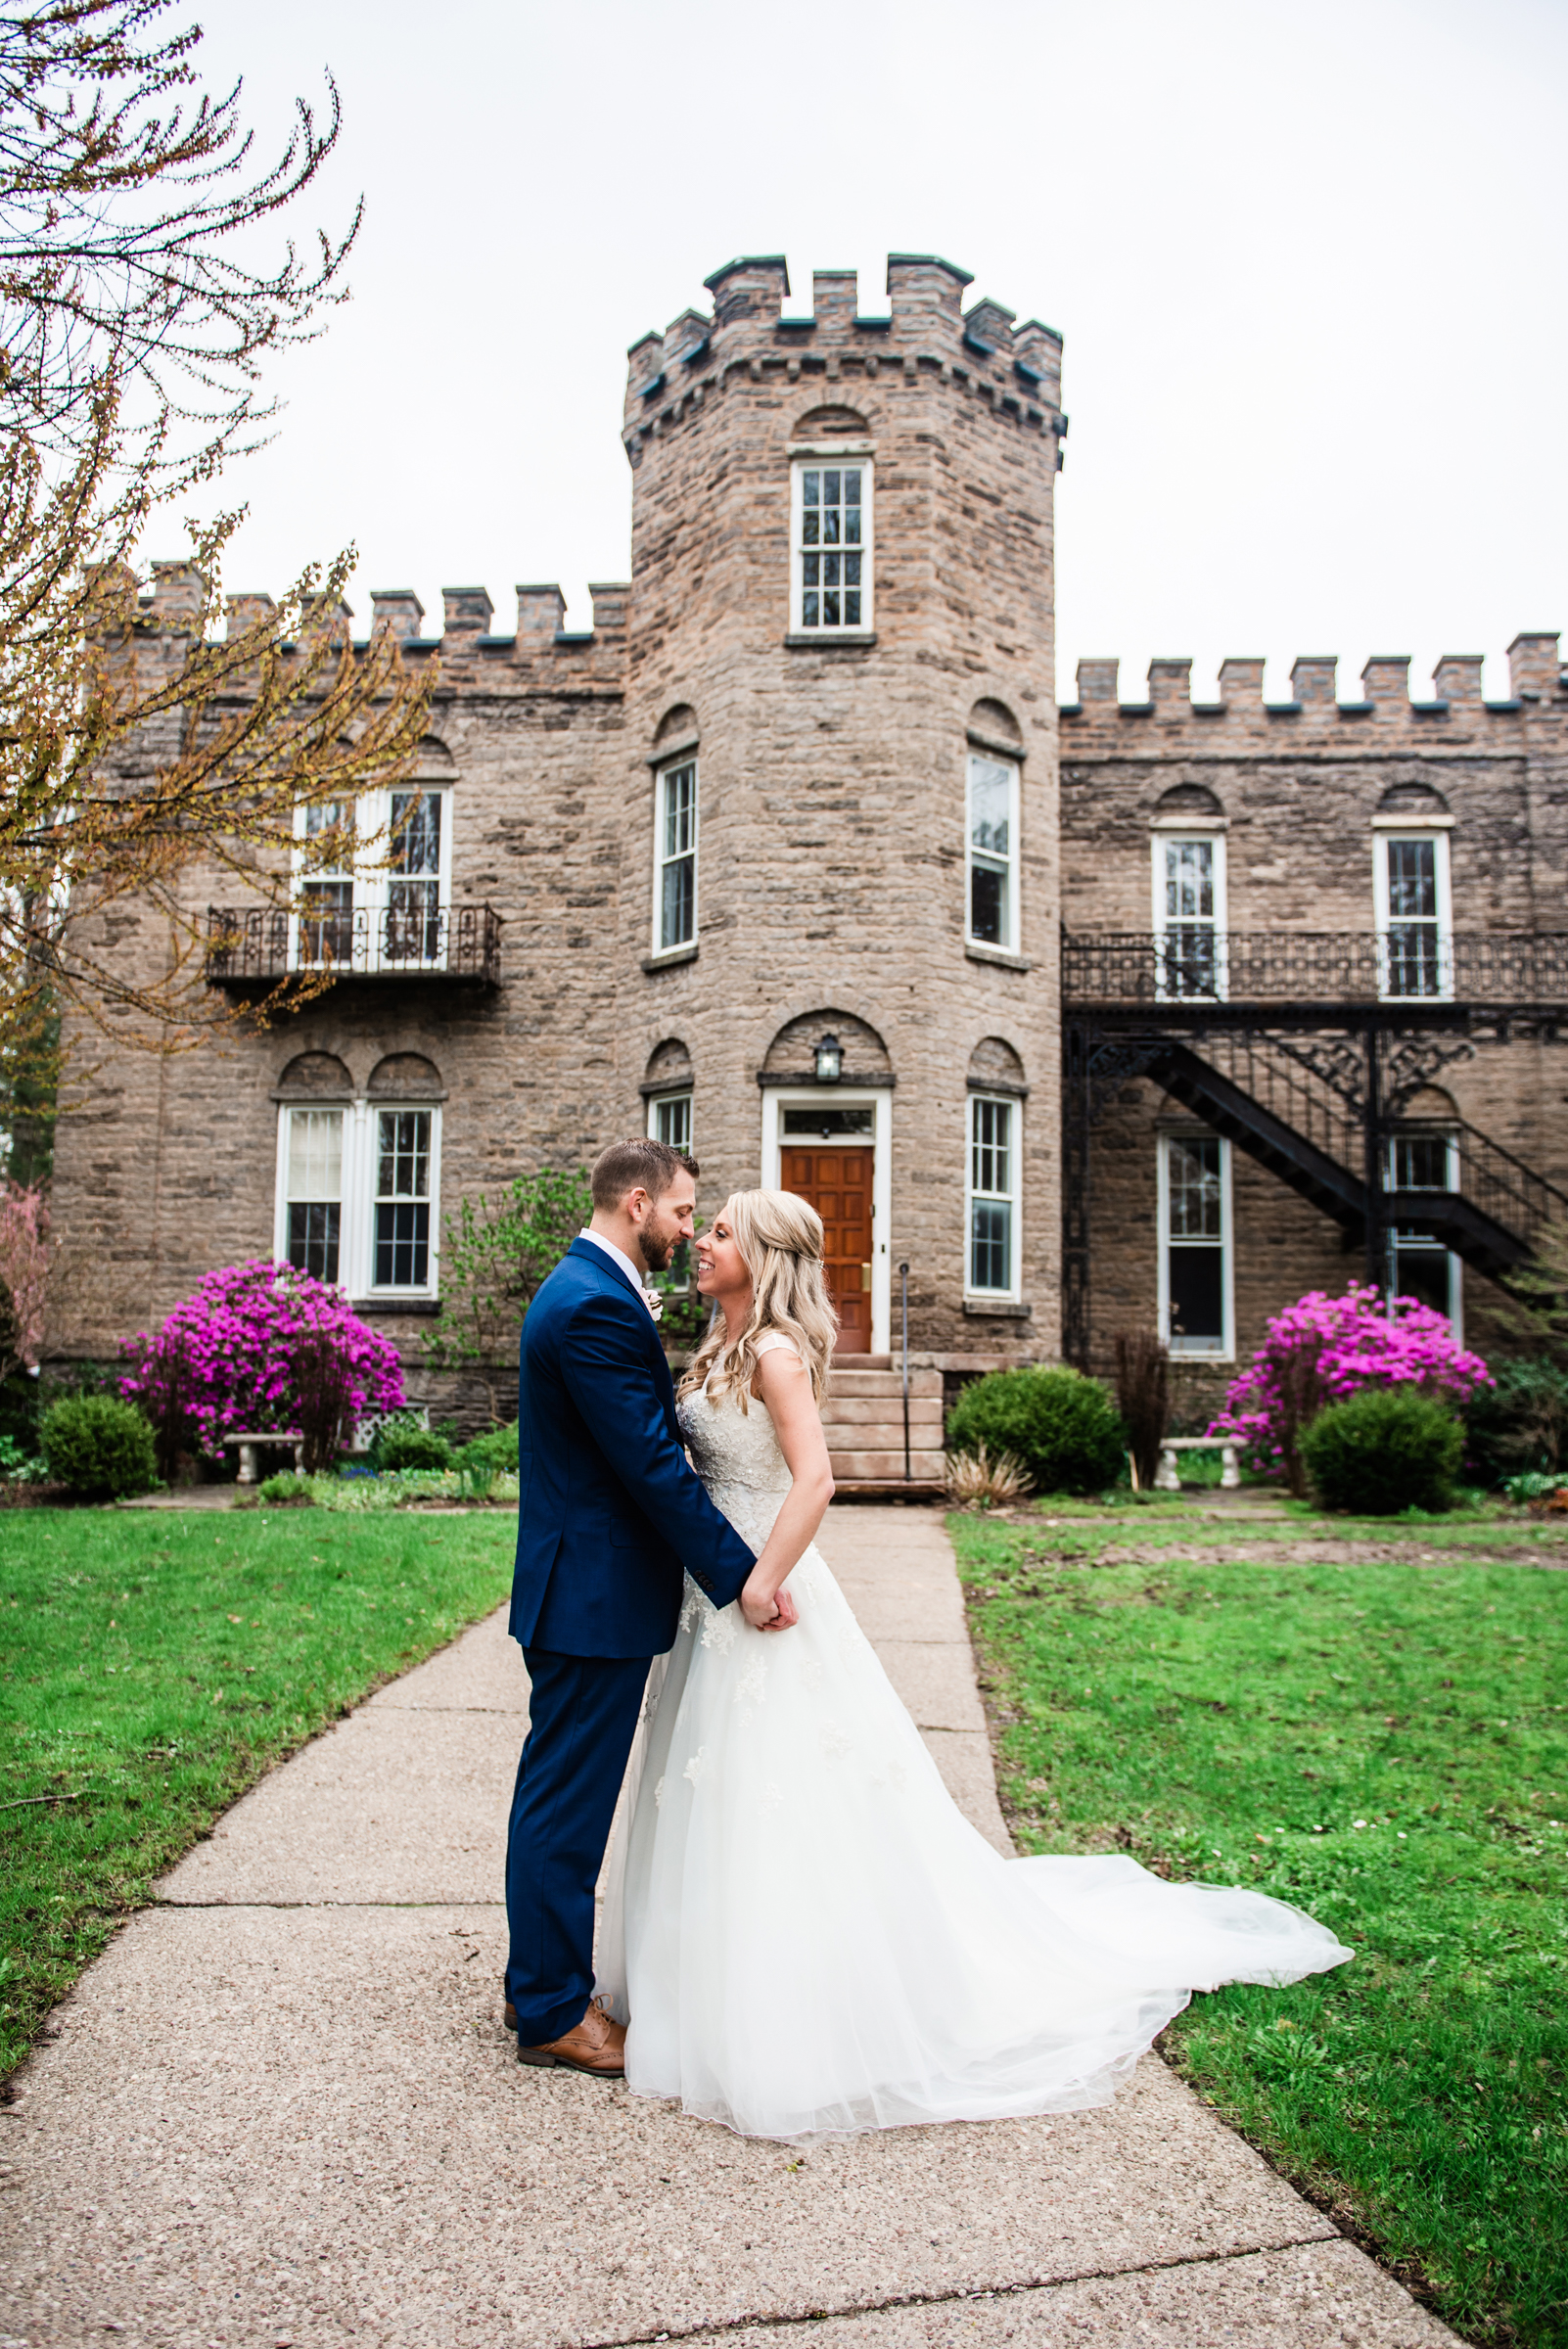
615;253;1065;1361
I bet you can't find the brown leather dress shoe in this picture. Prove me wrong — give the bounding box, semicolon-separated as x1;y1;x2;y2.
517;2000;625;2077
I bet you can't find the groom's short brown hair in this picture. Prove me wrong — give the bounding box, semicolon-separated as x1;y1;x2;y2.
590;1137;699;1209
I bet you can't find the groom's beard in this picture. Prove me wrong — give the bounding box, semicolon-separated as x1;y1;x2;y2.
635;1210;682;1274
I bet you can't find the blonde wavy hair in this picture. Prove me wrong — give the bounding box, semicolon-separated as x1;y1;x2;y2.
678;1188;838;1411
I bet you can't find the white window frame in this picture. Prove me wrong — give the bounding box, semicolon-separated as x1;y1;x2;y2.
647;1088;692;1153
965;1091;1022;1302
1373;826;1453;1002
1151;825;1228;1002
789;449;874;637
1157;1129;1234;1359
652;760;698;954
761;1085;891;1354
966;756;1021;955
1386;1128;1463;1340
272;1098;442;1301
290;784;453;975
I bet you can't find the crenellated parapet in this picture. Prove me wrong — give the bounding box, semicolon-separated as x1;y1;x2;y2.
1063;634;1566;757
621;252;1067;469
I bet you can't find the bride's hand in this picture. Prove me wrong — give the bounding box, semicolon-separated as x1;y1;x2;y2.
741;1577;798;1632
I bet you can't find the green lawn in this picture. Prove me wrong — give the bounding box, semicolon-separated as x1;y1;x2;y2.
948;1501;1568;2349
0;1505;515;2080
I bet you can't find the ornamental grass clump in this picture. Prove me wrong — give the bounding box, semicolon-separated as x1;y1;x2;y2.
119;1260;404;1476
1209;1283;1490;1499
1299;1384;1465;1514
947;1365;1126;1497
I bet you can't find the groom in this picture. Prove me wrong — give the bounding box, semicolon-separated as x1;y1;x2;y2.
504;1136;779;2077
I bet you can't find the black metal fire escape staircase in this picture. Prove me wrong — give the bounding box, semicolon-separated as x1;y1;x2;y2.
1145;1036;1550;1282
1060;930;1568;1365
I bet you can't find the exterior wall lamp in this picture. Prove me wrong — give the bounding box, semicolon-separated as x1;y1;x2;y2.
813;1032;843;1083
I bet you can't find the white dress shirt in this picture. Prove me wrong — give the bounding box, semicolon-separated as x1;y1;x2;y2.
579;1227;658;1313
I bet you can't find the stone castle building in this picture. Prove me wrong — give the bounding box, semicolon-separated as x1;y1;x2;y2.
50;251;1568;1474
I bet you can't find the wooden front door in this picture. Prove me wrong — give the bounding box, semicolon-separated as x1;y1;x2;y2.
781;1145;874;1352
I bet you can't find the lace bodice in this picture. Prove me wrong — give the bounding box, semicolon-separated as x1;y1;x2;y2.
676;1338;797;1553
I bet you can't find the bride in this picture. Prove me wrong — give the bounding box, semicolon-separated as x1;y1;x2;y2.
597;1188;1351;2142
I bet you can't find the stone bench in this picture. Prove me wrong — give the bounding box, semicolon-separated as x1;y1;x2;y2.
1154;1436;1240;1492
224;1433;305;1485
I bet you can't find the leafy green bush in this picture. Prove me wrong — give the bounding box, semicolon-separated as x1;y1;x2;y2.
1461;1356;1568;1487
39;1394;158;1497
376;1424;453;1474
456;1421;518;1497
946;1366;1126;1497
256;1470;313;1506
1301;1385;1464;1514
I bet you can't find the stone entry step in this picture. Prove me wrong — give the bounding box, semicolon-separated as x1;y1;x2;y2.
822;1363;947;1492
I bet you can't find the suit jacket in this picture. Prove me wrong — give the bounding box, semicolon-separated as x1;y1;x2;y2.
509;1237;759;1658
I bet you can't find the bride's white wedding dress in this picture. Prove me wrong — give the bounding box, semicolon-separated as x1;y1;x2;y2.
597;1335;1352;2141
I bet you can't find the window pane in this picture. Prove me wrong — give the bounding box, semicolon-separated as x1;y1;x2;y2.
781;1106;874;1136
799;463;867;630
377;1111;430;1201
288;1109;343;1200
386;879;440;961
1385;926;1441;997
971;1097;1012;1197
969;759;1012;857
1167;1138;1222;1238
1386;839;1436;920
1390;1135;1452;1190
661;855;694;948
391;792;441;876
375;1201;430;1288
287;1201;341;1284
1161;925;1219;997
1163;838;1214;921
970;861;1007;946
300;882;354;963
302;800;354;872
970;1201;1012;1292
1168;1246;1223;1342
654;1093;692;1152
1393;1246;1452;1318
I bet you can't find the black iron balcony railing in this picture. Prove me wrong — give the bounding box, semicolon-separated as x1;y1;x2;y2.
1062;929;1568;1007
206;903;502;988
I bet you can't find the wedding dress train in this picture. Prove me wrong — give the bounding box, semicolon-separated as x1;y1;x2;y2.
597;1335;1352;2141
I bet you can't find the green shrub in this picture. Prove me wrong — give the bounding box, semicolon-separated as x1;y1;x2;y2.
376;1425;453;1474
39;1394;158;1497
1461;1356;1568;1487
256;1470;313;1506
456;1421;518;1497
1301;1384;1464;1515
946;1366;1126;1497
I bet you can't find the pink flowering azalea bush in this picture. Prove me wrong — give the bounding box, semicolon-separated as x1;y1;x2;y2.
1208;1283;1491;1498
120;1260;404;1477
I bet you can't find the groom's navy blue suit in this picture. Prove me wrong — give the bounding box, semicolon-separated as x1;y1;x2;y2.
505;1236;756;2044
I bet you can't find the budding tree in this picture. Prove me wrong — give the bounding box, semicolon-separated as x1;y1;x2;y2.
0;0;434;1156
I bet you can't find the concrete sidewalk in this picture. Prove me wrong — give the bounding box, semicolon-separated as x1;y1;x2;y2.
0;1507;1459;2348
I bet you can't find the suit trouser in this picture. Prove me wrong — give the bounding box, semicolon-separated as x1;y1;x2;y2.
505;1648;651;2046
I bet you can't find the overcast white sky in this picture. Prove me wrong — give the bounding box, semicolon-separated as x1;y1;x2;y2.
191;0;1568;705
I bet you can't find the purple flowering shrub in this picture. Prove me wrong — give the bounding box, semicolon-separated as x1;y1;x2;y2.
1208;1283;1491;1497
120;1260;404;1475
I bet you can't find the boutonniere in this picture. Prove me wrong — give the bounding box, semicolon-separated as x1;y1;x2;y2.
642;1287;665;1323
